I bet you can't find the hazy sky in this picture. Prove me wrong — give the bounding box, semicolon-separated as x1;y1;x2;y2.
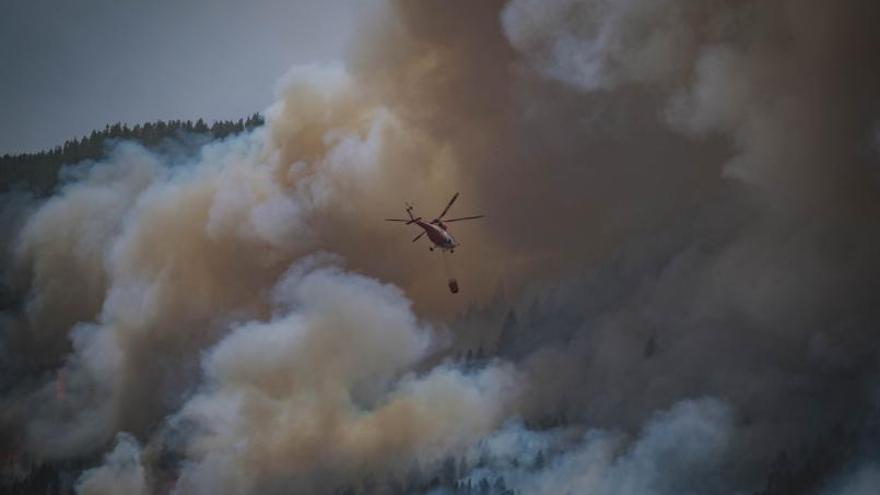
0;0;365;154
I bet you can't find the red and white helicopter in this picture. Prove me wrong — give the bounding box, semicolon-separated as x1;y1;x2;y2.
385;193;484;253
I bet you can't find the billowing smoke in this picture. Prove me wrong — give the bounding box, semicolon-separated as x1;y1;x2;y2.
464;398;734;494
3;0;880;494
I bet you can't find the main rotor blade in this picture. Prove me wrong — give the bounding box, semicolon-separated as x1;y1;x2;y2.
438;192;459;219
385;218;410;222
443;215;485;223
412;231;426;242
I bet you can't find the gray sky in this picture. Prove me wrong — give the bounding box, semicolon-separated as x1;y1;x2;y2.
0;0;365;154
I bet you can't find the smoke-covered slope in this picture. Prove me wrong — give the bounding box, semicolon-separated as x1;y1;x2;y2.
3;1;880;494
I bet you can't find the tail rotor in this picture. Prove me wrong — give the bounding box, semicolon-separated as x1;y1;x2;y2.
385;201;421;224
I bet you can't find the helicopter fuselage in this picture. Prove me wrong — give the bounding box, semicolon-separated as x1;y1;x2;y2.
414;220;457;250
385;193;481;253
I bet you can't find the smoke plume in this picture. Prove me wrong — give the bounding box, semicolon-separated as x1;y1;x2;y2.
3;0;880;494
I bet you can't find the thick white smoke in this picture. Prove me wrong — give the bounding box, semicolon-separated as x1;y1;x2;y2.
501;0;704;91
167;258;517;494
467;398;732;495
76;433;148;495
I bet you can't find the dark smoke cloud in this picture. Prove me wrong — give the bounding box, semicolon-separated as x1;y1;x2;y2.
3;0;880;494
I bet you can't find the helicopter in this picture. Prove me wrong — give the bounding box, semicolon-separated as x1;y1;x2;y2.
385;192;484;253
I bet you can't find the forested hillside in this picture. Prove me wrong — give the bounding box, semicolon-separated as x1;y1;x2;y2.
0;114;264;194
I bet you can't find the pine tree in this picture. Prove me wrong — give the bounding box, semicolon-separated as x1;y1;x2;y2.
496;310;518;356
194;118;209;133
